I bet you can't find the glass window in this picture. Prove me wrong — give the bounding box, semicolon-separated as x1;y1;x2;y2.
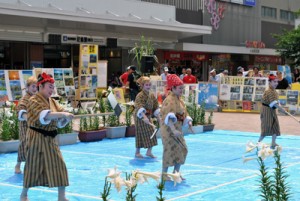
261;6;277;19
280;10;289;21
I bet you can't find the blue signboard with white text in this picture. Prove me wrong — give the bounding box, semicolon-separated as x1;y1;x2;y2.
244;0;256;6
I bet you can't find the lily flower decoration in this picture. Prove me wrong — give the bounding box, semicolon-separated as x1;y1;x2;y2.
258;146;274;160
5;109;13;118
132;170;148;184
242;156;256;163
165;171;183;186
135;170;161;182
73;108;79;114
245;141;257;153
123;176;137;190
5;101;12;107
107;166;122;179
110;175;125;193
275;145;283;154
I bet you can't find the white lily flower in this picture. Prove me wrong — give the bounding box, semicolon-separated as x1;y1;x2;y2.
110;176;125;192
135;170;161;182
245;141;257;153
132;170;148;184
275;146;283;154
242;156;256;163
6;110;13;118
7;120;14;125
5;101;12;106
74;108;78;114
123;177;137;190
166;171;182;186
107;166;121;179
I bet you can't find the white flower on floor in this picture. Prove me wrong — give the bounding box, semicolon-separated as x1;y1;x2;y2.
132;170;148;184
246;141;257;153
242;156;256;163
275;145;283;154
107;166;121;179
123;176;137;190
165;171;182;186
258;146;274;160
110;176;125;192
134;170;161;183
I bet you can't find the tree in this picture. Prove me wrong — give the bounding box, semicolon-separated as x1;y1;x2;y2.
273;27;300;67
273;10;300;67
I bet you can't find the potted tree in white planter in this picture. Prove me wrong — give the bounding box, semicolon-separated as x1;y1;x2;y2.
56;120;78;146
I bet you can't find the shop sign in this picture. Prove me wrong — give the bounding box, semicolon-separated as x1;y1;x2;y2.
164;51;208;61
244;0;255;6
246;40;266;48
250;49;260;53
255;56;282;64
164;52;182;60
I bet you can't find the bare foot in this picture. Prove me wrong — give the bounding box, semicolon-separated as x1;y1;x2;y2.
15;165;22;174
135;153;144;158
146;153;157;158
180;176;186;181
20;195;29;201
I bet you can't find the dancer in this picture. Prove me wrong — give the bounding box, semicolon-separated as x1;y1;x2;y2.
160;74;192;181
20;73;73;201
15;76;37;174
258;74;286;148
134;76;160;158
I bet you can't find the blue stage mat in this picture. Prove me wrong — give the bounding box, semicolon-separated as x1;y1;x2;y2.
1;130;300;201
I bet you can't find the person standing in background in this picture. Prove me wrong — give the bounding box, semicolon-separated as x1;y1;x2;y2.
119;66;130;86
134;76;160;158
183;68;197;83
276;71;289;89
179;68;186;80
161;67;169;81
127;66;140;101
15;76;37;174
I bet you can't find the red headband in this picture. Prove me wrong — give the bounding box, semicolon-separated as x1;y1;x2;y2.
268;74;277;81
37;73;55;86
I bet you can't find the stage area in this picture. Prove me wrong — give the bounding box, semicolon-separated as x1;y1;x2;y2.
1;130;300;201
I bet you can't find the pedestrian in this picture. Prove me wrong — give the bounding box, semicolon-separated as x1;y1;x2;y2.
183;68;197;83
160;74;193;181
127;66;140;101
119;66;130;86
258;74;286;149
276;71;289;89
15;76;37;174
134;76;160;158
20;73;74;201
179;68;186;80
160;66;169;81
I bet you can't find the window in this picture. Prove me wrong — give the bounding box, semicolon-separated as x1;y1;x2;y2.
280;10;296;21
261;6;277;19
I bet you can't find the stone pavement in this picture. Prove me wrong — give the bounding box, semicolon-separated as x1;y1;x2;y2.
213;112;300;136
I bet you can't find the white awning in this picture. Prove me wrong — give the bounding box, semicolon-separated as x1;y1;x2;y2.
176;43;279;56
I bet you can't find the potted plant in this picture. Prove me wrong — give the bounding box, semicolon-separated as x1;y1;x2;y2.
129;35;158;73
77;108;107;142
124;104;136;137
56;120;78;146
105;99;126;139
0;104;20;153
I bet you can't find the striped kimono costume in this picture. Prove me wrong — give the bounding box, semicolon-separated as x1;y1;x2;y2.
134;90;159;148
16;92;32;162
23;93;69;188
260;88;280;136
160;91;191;168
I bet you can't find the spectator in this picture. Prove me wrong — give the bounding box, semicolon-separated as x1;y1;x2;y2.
161;67;169;81
183;68;197;83
127;66;140;101
179;68;186;80
119;66;130;86
237;70;243;77
293;68;300;82
276;71;289;89
251;67;262;77
237;66;249;77
208;69;220;82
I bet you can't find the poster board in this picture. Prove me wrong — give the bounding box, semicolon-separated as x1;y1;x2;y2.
97;60;108;88
78;44;99;100
278;65;292;84
198;82;219;109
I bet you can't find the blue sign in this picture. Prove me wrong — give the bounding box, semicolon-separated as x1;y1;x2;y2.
244;0;255;6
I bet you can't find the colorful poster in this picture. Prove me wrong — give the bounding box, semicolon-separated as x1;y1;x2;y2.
219;84;231;100
286;90;298;113
113;88;126;104
0;70;8;103
20;70;33;96
198;82;219;109
278;65;292;84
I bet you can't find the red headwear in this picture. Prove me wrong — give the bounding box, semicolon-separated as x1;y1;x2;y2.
37;73;55;86
167;74;183;90
268;74;277;81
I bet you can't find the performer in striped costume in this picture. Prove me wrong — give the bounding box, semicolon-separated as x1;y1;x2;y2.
20;73;73;201
15;76;37;174
134;76;160;158
160;74;193;181
258;74;286;148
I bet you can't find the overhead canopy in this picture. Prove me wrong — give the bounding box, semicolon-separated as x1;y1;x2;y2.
0;1;212;45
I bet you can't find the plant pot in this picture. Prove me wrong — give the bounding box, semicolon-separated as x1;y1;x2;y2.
183;125;204;135
125;125;136;137
78;129;106;142
106;126;126;139
56;132;78;146
0;140;19;153
203;124;215;132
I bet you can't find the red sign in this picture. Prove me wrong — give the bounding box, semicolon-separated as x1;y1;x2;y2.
164;51;208;61
255;56;282;64
245;40;266;49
